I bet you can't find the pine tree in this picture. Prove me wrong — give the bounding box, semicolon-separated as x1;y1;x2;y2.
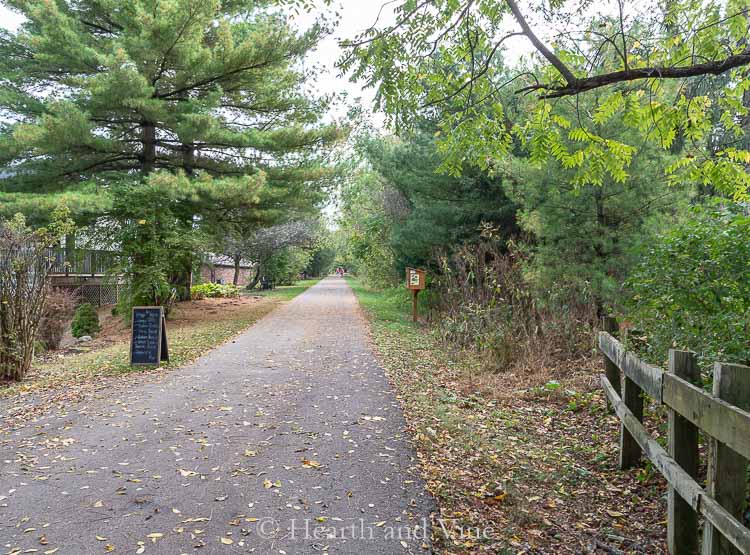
0;0;339;188
0;0;343;303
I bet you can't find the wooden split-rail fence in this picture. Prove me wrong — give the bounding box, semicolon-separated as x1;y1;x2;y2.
598;319;750;555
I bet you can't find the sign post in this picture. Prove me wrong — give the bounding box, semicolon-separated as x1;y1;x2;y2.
130;306;169;366
405;267;426;322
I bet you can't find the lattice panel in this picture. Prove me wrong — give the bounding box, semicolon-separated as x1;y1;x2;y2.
59;284;122;307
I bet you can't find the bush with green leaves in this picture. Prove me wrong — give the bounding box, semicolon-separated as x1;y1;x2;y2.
263;247;312;286
71;303;101;339
190;283;241;300
625;207;750;369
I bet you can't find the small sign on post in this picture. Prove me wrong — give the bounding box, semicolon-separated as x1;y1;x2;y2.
405;267;426;322
130;306;169;366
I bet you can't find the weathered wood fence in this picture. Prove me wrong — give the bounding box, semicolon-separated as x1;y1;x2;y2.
599;321;750;555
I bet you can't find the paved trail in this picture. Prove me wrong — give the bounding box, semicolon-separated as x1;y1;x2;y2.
0;278;434;554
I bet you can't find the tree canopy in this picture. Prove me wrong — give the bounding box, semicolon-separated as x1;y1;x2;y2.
0;0;344;305
340;0;750;200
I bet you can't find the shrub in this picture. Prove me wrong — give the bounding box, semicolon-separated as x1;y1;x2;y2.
190;283;241;300
37;288;77;350
625;206;750;369
433;241;596;372
71;303;101;338
0;210;73;381
263;246;313;286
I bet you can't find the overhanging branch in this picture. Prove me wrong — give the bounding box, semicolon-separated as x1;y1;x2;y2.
522;48;750;98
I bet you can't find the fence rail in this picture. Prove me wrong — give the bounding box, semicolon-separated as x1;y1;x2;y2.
598;329;750;555
47;248;117;276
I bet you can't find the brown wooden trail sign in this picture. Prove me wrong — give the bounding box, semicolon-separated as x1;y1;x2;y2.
130;306;169;366
406;267;425;322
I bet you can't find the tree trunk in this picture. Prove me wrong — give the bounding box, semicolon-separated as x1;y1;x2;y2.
183;143;195;176
169;254;193;301
233;255;241;286
246;265;261;290
142;121;156;175
169;142;196;299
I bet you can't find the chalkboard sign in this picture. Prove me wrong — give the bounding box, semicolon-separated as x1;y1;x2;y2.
130;307;169;366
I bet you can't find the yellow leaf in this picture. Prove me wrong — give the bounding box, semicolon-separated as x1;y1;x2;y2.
220;537;233;545
95;536;107;541
301;459;321;469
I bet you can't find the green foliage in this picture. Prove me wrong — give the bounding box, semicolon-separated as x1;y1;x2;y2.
507;94;692;309
263;246;313;285
338;130;518;287
0;0;342;312
337;170;399;286
340;2;750;199
71;303;101;339
625;207;750;368
0;0;340;193
305;246;336;277
190;283;240;300
363;130;518;268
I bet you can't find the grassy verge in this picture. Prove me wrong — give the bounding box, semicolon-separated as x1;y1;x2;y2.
1;279;320;401
348;277;667;554
250;278;322;301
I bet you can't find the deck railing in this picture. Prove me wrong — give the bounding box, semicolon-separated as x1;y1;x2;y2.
47;248;118;276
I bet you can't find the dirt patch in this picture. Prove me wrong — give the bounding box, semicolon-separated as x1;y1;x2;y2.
50;296;266;358
0;295;278;415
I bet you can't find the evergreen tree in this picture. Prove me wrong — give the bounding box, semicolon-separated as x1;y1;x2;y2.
0;0;339;189
0;0;343;305
363;130;518;269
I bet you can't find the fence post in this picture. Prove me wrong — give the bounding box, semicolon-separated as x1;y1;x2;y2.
667;350;700;555
702;362;750;555
616;321;642;470
619;369;644;469
602;316;621;399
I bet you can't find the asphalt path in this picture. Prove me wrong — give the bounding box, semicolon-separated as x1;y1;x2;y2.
0;278;434;554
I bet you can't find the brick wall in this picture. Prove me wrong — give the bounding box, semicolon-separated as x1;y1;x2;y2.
200;264;255;287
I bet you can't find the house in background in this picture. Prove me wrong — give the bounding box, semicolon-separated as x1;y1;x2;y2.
200;254;255;287
49;247;123;306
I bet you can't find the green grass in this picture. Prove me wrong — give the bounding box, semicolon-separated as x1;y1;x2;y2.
345;276;424;333
250;278;322;301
